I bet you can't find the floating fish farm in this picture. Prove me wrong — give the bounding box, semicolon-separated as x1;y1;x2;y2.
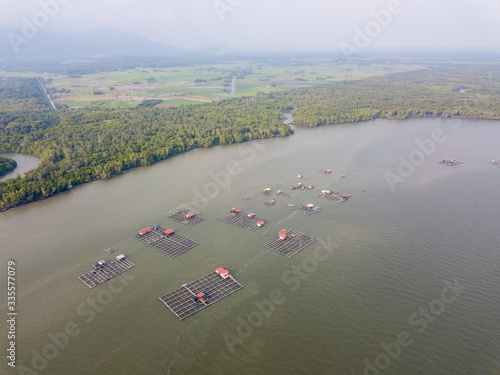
169;209;204;226
290;183;315;191
318;190;351;203
265;229;318;257
286;203;321;215
158;268;244;320
218;209;269;231
79;255;135;288
134;225;199;257
264;198;279;207
438;159;463;167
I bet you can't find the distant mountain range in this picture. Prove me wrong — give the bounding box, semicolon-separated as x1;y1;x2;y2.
0;27;179;60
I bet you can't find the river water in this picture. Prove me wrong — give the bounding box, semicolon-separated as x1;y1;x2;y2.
0;153;40;182
0;118;499;375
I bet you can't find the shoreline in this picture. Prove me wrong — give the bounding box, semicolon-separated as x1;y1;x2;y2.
290;114;500;128
2;114;499;212
0;133;289;212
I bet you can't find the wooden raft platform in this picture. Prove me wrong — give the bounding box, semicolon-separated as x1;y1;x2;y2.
265;229;318;258
168;209;204;226
158;270;244;320
218;210;269;231
318;191;351;203
134;226;199;257
79;257;135;288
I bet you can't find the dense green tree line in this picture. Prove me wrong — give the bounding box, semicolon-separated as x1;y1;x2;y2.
0;156;16;177
270;65;500;127
0;100;292;210
0;77;51;110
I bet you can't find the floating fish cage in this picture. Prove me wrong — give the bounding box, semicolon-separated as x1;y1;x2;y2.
134;225;199;257
286;203;321;215
158;268;244;320
79;255;135;288
218;209;269;231
318;191;351;203
265;229;318;258
264;198;279;207
290;183;315;191
169;209;204;226
438;159;463;167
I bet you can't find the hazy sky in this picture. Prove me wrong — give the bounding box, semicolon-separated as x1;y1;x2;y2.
1;0;499;51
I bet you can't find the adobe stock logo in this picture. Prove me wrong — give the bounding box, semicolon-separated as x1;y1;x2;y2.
384;127;448;191
8;0;70;54
213;0;244;22
188;140;265;210
363;278;467;374
340;0;404;58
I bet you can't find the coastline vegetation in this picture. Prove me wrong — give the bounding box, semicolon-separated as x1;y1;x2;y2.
0;99;291;211
0;64;499;211
272;65;500;126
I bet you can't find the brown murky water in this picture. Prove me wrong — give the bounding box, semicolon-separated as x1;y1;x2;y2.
1;118;499;374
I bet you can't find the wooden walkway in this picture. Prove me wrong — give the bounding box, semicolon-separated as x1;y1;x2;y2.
318;191;350;203
158;271;244;320
134;226;199;257
218;210;269;231
168;209;204;226
79;258;136;288
265;229;317;258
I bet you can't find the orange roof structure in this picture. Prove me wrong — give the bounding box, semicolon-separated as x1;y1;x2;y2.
215;267;230;279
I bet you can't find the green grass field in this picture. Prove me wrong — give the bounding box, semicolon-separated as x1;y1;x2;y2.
1;60;423;108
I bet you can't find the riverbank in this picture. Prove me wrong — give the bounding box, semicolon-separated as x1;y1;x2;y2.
0;102;292;212
3;110;500;212
0;131;290;212
290;113;500;127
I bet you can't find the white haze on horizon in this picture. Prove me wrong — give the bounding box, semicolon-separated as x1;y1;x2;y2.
0;0;499;52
